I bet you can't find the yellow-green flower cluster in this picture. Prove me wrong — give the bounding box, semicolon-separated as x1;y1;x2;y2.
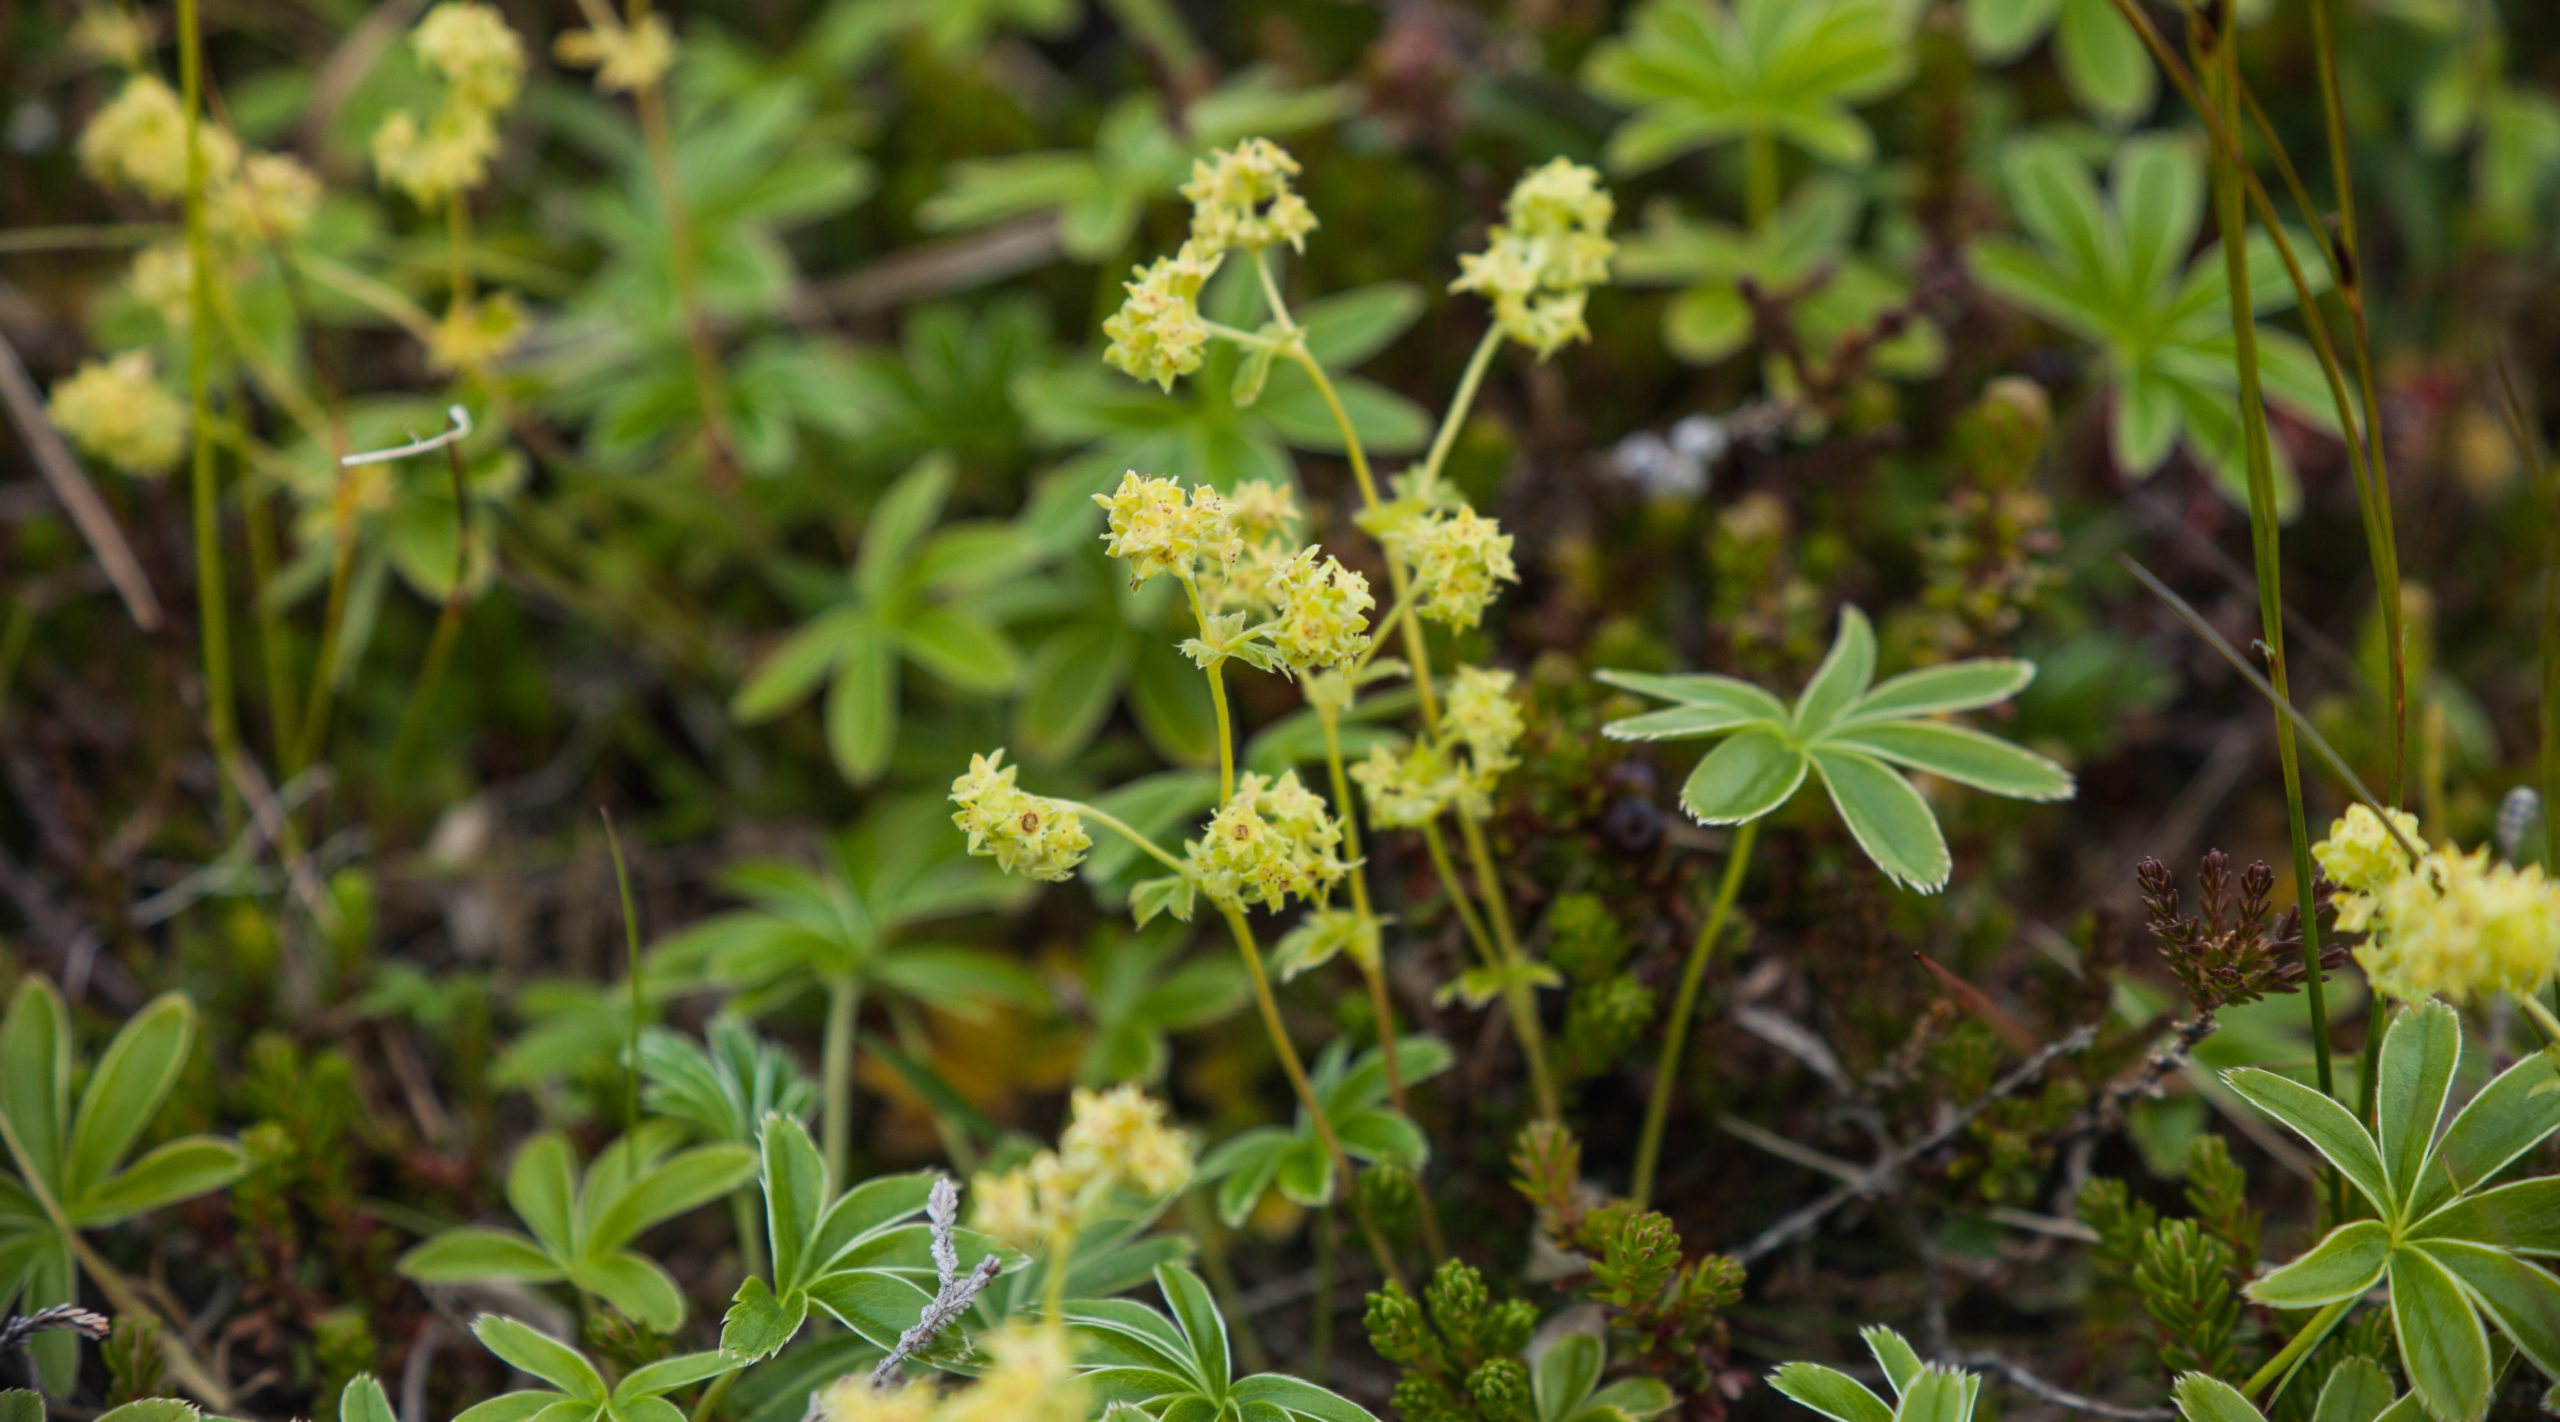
813;1324;1087;1422
1186;771;1348;911
1181;137;1317;258
1443;666;1525;781
77;76;239;203
1093;471;1240;587
2312;804;2422;895
1102;249;1215;391
70;6;151;69
1391;505;1518;628
950;750;1091;882
46;350;185;477
206;151;324;245
426;292;530;373
373;2;525;205
1266;548;1373;671
1350;741;1462;829
1450;158;1616;360
1199;481;1303;616
554;14;677;93
969;1085;1195;1252
2315;809;2560;1005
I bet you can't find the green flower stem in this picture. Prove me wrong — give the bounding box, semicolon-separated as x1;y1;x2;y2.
240;464;299;766
2305;0;2408;808
1420;820;1501;969
1218;901;1408;1293
2517;991;2560;1051
1043;1223;1080;1321
1316;704;1449;1263
1413;328;1503;496
389;443;476;772
1632;817;1758;1211
1743;129;1781;225
1454;810;1559;1122
631;69;743;487
2242;1296;2354;1403
1180;573;1237;799
1349;593;1418;679
2104;0;2409;774
821;972;861;1185
1065;801;1192;877
2202;17;2336;1153
1203;319;1286;350
729;1188;767;1284
178;0;239;823
688;1369;737;1422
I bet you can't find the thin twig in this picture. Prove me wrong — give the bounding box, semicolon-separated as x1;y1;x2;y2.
0;328;165;629
869;1177;1001;1388
1732;1026;2098;1263
1953;1351;2175;1421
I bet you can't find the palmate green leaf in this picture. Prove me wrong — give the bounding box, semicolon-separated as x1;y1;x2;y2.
341;1374;398;1422
1680;727;1810;823
2173;1374;2269;1422
474;1316;608;1403
2412;1177;2560;1254
826;626;900;784
2422;1241;2560;1380
571;1251;688;1331
1792;606;1877;734
1845;661;2036;723
0;979;72;1192
590;1144;760;1251
2051;0;2154;129
2313;1358;2397;1422
2416;1049;2560;1214
1810;750;1950;892
2223;1069;2391;1215
2376;1001;2463;1212
2244;1219;2390;1308
1772;1364;1894;1422
896;606;1020;695
1826;722;2075;801
397;1227;564;1283
1862;1326;1924;1396
1583;0;1920;175
63;992;193;1201
1896;1369;1975;1422
1595;669;1789;720
1229;1373;1384;1422
68;1136;245;1226
506;1135;580;1256
2391;1247;2493;1422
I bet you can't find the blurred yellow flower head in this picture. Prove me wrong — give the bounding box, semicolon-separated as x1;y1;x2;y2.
1452;158;1616;359
1183;138;1316;257
47;351;186;477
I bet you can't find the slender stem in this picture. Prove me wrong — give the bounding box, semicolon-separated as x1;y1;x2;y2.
240;474;299;765
1454;811;1559;1122
0;222;168;254
822;973;860;1185
1744;128;1780;226
1179;573;1236;799
729;1188;767;1283
2304;0;2408;808
1318;705;1448;1263
2356;1000;2390;1137
1043;1224;1079;1322
1632;818;1758;1210
177;0;239;823
1065;801;1192;876
632;79;742;486
688;1369;736;1422
1217;903;1407;1291
1309;1203;1335;1383
602;810;646;1176
390;441;478;771
1420;821;1500;967
1412;330;1503;497
2202;14;2335;1127
2242;1296;2354;1402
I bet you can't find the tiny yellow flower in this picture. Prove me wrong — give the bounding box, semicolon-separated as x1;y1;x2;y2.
78;75;239;203
1452;157;1616;360
1092;471;1239;586
207;152;323;246
1392;505;1518;628
1442;665;1525;781
1187;770;1348;911
949;750;1091;883
1181;138;1316;257
1350;741;1460;829
1059;1085;1196;1198
554;14;677;94
2350;846;2560;1005
1101;248;1214;391
70;6;152;70
128;241;195;328
371;105;503;205
412;1;526;112
940;1324;1089;1422
2313;804;2422;897
1266;548;1373;671
47;350;186;477
1224;480;1302;540
426;293;530;374
811;1375;939;1422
